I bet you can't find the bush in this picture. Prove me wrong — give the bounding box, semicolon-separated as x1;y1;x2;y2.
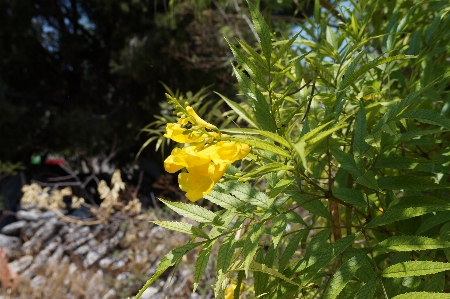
137;1;450;298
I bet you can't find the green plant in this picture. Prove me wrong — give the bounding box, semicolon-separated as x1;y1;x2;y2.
137;0;450;298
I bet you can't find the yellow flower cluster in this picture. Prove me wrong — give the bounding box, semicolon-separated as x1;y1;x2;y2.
164;106;250;202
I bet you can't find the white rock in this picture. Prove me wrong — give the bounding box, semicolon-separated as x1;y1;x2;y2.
140;286;159;299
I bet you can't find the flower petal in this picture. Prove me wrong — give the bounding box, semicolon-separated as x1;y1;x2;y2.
186;106;218;130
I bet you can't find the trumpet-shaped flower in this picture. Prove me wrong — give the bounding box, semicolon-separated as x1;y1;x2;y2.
178;162;227;202
185;106;218;130
200;141;250;165
164;146;210;173
164;123;206;143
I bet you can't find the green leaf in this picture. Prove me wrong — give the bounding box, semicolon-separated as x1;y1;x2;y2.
243;224;265;276
301;233;361;285
423;272;445;292
159;199;217;223
223;136;291;158
230;260;301;286
269;178;294;199
416;211;450;235
391;292;450;299
354;103;369;156
332;188;367;208
134;242;202;299
218;180;270;209
226;38;269;90
373;73;450;133
330;148;362;178
382;261;450;278
232;66;276;132
152;221;209;239
241;162;294;180
378;175;449;190
221;128;291;149
217;234;235;274
290;193;331;221
323;254;368;299
356;170;380;191
272;31;301;67
204;190;247;212
279;230;307;272
215;92;258;128
354;278;377;299
271;214;287;248
236;38;268;69
193;241;214;291
246;0;272;66
374;156;435;169
374;236;450;252
396;109;450;130
367;204;450;228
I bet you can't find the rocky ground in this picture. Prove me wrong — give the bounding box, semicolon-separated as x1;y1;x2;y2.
0;208;215;299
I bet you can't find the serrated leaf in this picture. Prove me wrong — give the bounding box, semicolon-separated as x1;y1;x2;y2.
232;66;276;132
241;162;294;179
159;198;217;223
367;204;450;228
230;260;301;286
223;136;291;158
246;0;272;65
377;175;449;190
295;228;331;272
271;214;287;248
272;31;301;67
269;178;294;199
302;233;361;285
391;292;450;299
290;193;332;221
356;170;380;190
323;254;368;299
279;231;307;272
423;272;445;292
382;261;450;278
354;278;377;299
152;221;209;239
332;188;367;208
134;242;202;299
304;124;348;156
193;241;214;292
204;190;246;212
236;38;268;69
374;156;434;169
373;73;450;133
218;180;270;209
222;128;291;149
243;224;265;276
374;236;450;252
215;92;258;128
354;103;369;156
396;109;450;130
226;38;269;90
416;211;450;235
331;148;362;178
217;234;235;273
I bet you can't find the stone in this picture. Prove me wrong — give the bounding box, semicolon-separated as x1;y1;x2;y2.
101;289;116;299
140;286;159;299
87;269;105;299
23;218;62;254
0;234;22;249
99;256;115;269
9;255;34;273
83;242;107;268
16;210;40;221
23;219;45;240
0;220;27;235
30;275;46;289
73;244;90;255
116;271;132;281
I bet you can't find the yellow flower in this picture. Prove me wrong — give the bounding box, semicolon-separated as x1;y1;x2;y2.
200;141;250;165
164;146;210;173
164;123;206;143
224;283;243;299
185;106;218;130
178;162;227;202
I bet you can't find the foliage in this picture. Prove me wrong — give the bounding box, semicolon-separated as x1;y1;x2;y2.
142;0;450;298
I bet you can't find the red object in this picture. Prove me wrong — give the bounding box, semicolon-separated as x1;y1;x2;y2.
44;159;65;166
